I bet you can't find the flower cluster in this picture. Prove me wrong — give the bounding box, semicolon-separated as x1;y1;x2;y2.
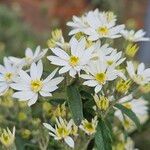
0;9;149;150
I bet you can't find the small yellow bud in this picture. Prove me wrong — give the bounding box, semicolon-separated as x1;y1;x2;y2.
85;39;93;48
71;122;78;136
140;84;150;93
31;118;41;127
125;43;139;57
0;127;15;148
21;129;31;139
75;32;85;40
42;102;52;114
47;38;56;48
116;79;131;94
18;112;27;121
53;102;66;118
94;95;109;111
51;29;63;41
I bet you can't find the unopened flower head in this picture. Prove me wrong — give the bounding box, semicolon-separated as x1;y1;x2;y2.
126;61;150;85
121;29;150;42
47;29;65;48
125;43;139;58
43;117;74;148
79;116;98;135
94;94;109;111
116;79;131;94
48;38;94;77
0;126;15;148
53;102;66;118
10;60;64;106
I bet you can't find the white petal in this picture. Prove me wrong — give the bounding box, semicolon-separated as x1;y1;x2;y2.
19;70;31;82
95;84;102;93
83;80;98;87
10;83;30;91
64;136;74;148
43;68;58;83
13;91;35;100
30;62;38;79
28;94;38;106
37;60;43;79
25;48;33;57
40;91;52;97
59;66;71;74
43;123;56;133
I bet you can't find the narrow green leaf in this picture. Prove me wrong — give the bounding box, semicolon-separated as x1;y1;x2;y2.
115;104;141;129
95;118;112;150
67;84;83;125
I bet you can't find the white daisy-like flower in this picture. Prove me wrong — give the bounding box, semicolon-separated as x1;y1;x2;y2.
43;117;74;148
126;61;150;85
67;15;89;36
67;9;118;38
84;10;125;41
10;60;64;106
79;116;98;135
0;57;19;95
91;41;114;60
81;60;125;93
9;46;48;67
103;50;126;67
115;94;148;132
47;38;94;77
121;29;150;42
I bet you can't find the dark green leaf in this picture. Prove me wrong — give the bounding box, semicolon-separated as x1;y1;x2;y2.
67;84;83;125
115;104;141;129
95;118;112;150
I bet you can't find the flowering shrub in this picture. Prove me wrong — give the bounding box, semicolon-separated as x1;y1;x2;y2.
0;9;150;150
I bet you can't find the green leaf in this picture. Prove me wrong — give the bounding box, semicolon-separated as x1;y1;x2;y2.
95;118;112;150
67;84;83;125
115;104;141;129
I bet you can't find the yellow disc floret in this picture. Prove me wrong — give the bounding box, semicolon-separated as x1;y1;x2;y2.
95;73;106;84
97;26;109;36
30;79;43;93
69;56;79;67
4;72;13;82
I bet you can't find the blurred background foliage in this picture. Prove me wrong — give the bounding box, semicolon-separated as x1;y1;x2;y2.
0;0;149;149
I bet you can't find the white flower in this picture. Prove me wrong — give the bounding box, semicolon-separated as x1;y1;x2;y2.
47;38;93;77
126;61;150;85
9;46;48;67
43;117;74;148
91;41;114;60
67;9;119;39
81;60;125;93
79;116;98;135
121;29;150;42
83;10;125;41
0;57;19;95
67;15;89;35
10;60;64;106
115;94;148;132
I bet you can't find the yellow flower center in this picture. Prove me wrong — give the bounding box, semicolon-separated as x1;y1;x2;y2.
69;56;79;67
84;122;95;134
107;60;114;66
56;127;70;139
123;103;132;109
0;133;13;147
95;73;106;84
30;79;43;92
97;26;109;36
123;119;131;128
4;72;13;82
